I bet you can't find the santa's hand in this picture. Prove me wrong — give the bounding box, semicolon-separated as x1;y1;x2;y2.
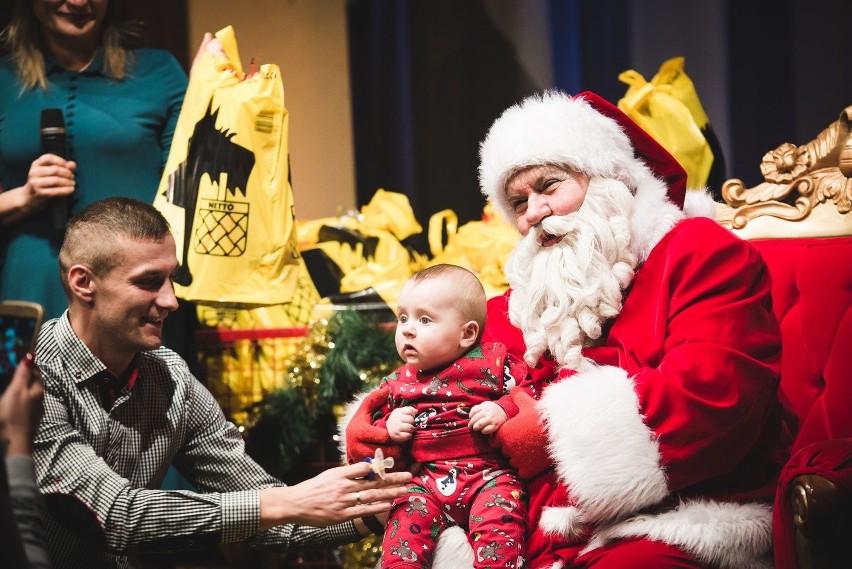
387;406;416;442
345;389;402;467
489;389;552;478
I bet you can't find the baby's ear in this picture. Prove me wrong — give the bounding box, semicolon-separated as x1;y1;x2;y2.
460;320;479;348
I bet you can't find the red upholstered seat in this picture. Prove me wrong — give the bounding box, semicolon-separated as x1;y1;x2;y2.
752;237;852;454
717;104;852;568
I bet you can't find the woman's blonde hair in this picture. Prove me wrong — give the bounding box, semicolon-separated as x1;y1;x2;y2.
0;0;144;91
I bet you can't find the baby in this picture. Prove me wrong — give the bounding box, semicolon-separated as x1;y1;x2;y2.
347;264;532;569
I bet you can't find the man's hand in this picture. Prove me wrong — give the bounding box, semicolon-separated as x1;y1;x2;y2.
468;401;508;434
386;406;416;442
259;462;412;530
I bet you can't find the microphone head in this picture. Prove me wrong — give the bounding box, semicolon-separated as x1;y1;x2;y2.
40;108;66;132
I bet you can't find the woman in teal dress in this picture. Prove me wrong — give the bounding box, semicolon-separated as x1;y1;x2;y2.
0;0;187;320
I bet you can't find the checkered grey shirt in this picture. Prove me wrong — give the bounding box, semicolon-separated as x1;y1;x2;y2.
33;314;359;569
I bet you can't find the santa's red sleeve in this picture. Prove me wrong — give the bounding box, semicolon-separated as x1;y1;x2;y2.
342;384;407;469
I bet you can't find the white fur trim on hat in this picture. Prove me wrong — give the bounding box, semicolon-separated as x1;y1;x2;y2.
479;90;675;225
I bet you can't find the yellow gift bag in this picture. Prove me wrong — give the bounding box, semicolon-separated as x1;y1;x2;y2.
154;26;299;305
618;56;720;191
427;204;518;299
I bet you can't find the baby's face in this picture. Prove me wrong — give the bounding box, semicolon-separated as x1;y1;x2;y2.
394;279;471;373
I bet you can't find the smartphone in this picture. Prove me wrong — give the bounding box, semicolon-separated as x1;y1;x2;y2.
0;300;44;393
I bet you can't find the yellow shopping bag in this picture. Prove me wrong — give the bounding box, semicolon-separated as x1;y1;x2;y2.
426;204;518;299
154;26;299;305
618;56;721;191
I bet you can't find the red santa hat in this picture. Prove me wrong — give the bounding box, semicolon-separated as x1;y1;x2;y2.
479;90;687;222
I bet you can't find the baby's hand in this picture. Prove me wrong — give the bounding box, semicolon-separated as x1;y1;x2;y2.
387;406;416;442
468;401;508;434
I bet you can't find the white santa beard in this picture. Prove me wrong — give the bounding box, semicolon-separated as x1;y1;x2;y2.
504;178;638;370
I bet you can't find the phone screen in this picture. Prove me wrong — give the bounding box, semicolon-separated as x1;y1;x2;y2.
1;313;40;392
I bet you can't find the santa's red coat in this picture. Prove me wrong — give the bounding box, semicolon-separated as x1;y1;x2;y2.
484;217;790;568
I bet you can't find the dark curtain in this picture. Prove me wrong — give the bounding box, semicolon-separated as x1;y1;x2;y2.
123;0;190;71
727;0;851;186
574;0;632;103
346;0;851;225
725;0;796;188
346;0;635;241
347;0;548;251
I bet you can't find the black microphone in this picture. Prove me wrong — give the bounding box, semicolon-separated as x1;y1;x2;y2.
40;108;68;231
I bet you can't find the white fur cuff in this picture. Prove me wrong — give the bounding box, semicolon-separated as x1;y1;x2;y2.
539;365;668;524
586;499;773;569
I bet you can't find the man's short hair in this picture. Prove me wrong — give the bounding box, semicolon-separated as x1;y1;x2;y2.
410;264;487;330
58;197;172;295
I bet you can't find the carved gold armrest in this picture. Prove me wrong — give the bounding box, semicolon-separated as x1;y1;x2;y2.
790;473;852;569
716;106;852;240
791;474;842;539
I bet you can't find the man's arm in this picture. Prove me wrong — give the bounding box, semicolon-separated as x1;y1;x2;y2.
1;356;49;568
34;352;408;554
172;375;407;550
535;219;784;526
34;375;237;554
614;220;783;491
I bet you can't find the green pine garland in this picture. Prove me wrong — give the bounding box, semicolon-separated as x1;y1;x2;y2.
244;308;399;481
318;308;398;411
244;387;313;479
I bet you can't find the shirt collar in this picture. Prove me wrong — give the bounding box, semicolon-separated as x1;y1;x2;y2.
44;48;106;77
55;311;140;389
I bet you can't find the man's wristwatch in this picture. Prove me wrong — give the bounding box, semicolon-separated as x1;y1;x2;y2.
362;515;385;535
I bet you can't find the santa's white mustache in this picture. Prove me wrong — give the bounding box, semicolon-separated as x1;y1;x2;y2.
529;212;585;248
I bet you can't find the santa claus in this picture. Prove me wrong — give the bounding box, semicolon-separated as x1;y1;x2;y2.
345;91;790;569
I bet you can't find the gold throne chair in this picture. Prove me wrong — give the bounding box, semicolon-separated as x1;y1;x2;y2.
716;106;852;569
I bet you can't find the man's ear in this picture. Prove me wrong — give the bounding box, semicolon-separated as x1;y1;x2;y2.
460;320;479;349
67;265;96;304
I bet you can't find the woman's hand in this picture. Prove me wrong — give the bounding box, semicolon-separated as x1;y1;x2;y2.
0;354;44;457
190;32;225;77
0;154;76;226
